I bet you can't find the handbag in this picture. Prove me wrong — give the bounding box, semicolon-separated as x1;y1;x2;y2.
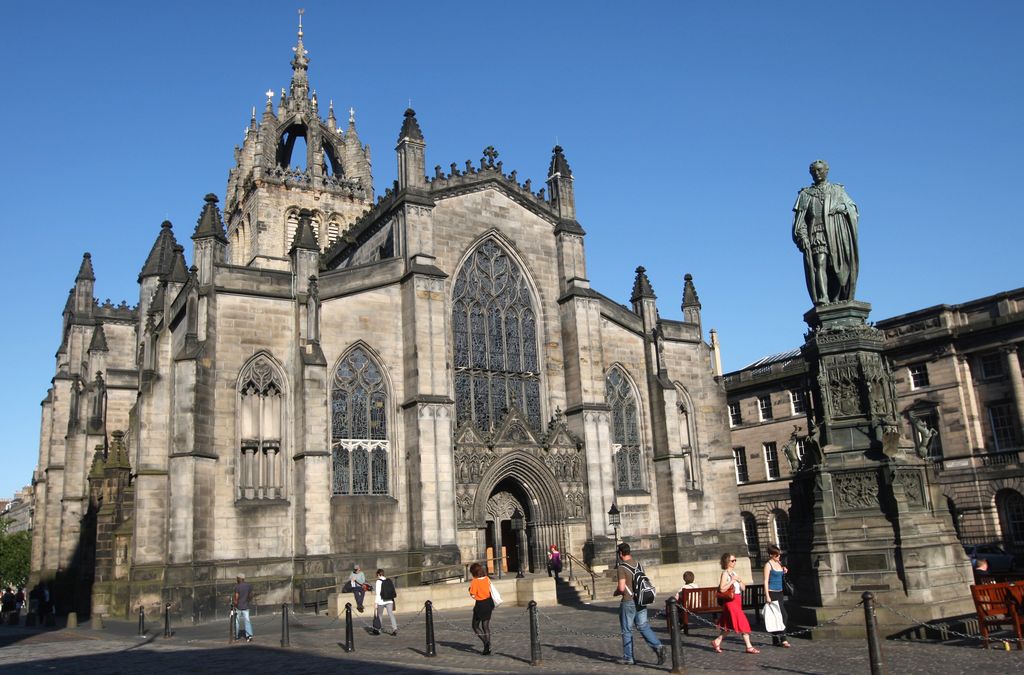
716;586;734;605
342;581;354;593
489;580;503;607
764;600;786;633
783;577;796;597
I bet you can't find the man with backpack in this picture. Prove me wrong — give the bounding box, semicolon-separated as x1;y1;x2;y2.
613;543;666;666
373;569;398;636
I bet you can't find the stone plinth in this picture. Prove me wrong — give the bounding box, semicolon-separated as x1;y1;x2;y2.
787;301;974;632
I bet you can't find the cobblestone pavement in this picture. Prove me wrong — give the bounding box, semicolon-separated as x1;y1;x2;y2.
1;602;1022;674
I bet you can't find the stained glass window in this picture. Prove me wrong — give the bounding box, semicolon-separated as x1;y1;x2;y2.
332;346;390;495
606;367;645;491
452;239;541;432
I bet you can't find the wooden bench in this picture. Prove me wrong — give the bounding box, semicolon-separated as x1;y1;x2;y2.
971;582;1023;650
672;584;766;635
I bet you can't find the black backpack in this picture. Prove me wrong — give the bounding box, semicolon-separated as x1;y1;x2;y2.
380;578;397;601
622;561;656;607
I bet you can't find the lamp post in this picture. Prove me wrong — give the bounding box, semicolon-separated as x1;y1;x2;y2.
608;503;621;567
511;508;526;578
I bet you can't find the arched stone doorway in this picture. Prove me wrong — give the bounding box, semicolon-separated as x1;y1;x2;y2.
453;407;588;573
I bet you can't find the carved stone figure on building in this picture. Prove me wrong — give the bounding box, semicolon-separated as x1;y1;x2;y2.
792;160;859;305
911;415;937;459
782;425;802;472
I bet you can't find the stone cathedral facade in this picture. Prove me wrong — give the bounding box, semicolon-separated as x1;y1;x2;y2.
31;24;743;618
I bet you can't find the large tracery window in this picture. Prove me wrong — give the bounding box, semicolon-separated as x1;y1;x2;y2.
452;239;541;432
332;347;390;495
607;366;646;492
238;354;284;500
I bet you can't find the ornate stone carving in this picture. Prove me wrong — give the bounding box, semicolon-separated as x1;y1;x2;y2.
834;471;879;511
893;469;924;507
486;491;525;521
565;489;586;520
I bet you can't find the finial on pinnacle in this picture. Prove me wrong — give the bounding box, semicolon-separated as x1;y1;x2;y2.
298;7;304;35
349;107;356;124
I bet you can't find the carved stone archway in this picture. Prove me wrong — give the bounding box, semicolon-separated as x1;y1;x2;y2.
454;407;587;572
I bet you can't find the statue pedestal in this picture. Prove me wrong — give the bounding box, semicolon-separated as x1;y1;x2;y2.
787;302;974;636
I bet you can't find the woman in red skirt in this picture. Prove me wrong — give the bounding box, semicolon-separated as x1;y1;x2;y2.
711;552;759;654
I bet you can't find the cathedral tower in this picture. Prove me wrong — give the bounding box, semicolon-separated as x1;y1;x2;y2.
223;11;373;270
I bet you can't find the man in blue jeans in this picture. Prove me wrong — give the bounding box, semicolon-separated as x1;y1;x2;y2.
613;544;666;666
233;574;254;641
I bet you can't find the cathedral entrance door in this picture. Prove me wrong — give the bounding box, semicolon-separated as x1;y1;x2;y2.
486;486;528;574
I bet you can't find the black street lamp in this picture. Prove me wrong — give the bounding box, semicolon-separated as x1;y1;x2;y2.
511;508;526;578
608;503;621;566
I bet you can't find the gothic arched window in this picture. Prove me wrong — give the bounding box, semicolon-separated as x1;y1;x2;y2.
238;354;285;500
332;346;389;495
452;238;541;432
606;366;645;492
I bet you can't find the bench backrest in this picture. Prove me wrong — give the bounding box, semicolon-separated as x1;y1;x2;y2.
971;582;1017;618
680;587;719;611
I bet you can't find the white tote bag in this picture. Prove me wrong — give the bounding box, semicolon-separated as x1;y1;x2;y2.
489;580;503;607
764;600;785;633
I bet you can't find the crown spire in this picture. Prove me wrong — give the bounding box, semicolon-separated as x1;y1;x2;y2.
290;8;310;101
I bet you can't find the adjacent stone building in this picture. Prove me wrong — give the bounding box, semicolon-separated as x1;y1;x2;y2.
30;21;742;618
1;486;34;534
725;287;1024;563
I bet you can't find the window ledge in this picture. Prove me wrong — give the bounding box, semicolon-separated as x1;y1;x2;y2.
235;497;290;507
614;489;651;497
331;494;398;502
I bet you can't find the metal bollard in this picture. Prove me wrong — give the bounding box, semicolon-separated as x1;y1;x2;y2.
229;606;237;643
425;600;436;657
862;592;885;675
138;605;145;636
163;603;171;638
281;603;290;648
344;602;355;652
665;597;686;674
528;600;542;666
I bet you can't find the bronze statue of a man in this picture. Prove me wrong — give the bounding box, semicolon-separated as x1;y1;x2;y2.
792;160;859;305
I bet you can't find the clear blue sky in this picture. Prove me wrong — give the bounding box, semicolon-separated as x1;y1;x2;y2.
1;1;1021;498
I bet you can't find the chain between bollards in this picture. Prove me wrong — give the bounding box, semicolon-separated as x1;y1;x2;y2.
137;605;145;637
344;602;355;652
862;592;885;675
665;597;686;674
425;600;437;657
528;600;542;666
163;603;171;638
280;603;290;647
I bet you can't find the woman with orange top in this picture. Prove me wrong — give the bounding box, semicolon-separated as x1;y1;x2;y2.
468;562;494;655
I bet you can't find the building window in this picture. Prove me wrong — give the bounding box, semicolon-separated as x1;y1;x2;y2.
764;442;781;479
772;509;790;550
285;210;299;250
795;439;806;460
996;489;1024;546
332;346;390;495
452;238;541;432
908;363;930;389
980;352;1005;380
741;512;760;559
733;447;749;484
790;390;806;415
728;401;743;427
607;367;645;492
237;354;285;500
758;395;773;422
988;402;1018;451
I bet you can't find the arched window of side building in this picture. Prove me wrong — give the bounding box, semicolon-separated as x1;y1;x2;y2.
606;366;646;492
331;346;390;496
237;353;285;500
996;488;1024;548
